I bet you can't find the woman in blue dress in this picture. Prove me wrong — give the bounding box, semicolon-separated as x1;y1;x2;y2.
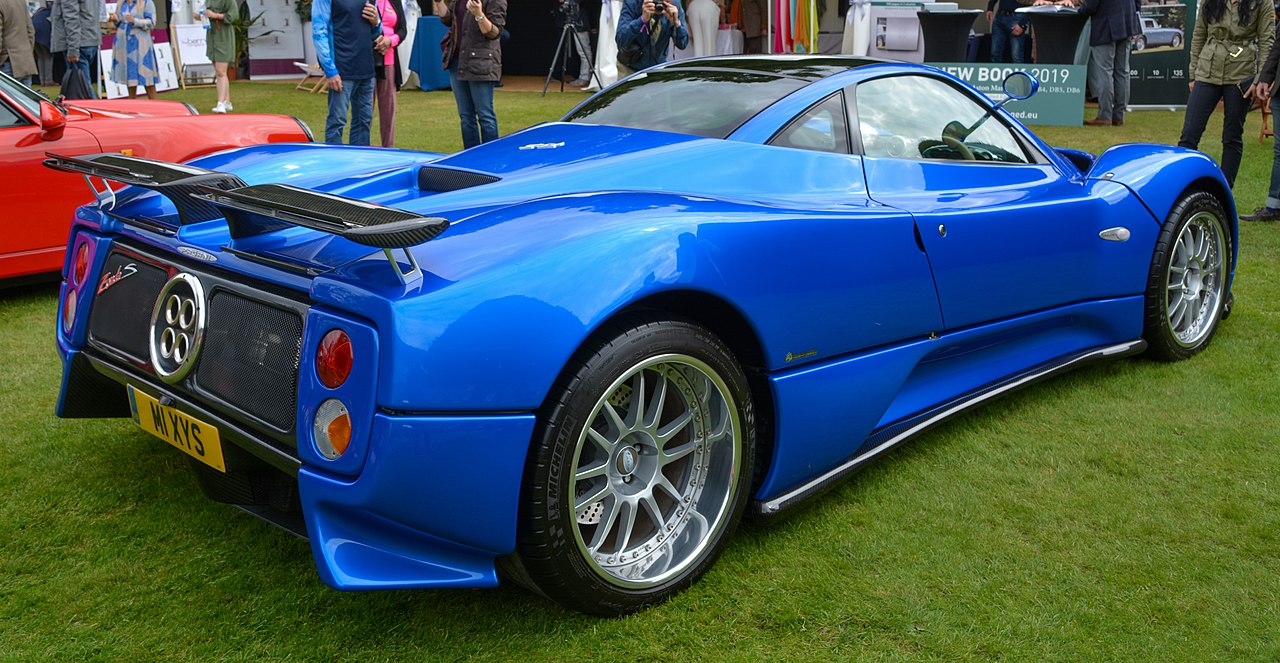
109;0;161;99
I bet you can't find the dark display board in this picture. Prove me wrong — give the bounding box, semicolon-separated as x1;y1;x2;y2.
1129;0;1193;106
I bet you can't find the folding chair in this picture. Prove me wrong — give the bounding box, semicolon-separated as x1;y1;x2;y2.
294;62;326;93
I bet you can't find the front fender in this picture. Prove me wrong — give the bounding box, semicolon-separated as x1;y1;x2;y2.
1086;143;1238;274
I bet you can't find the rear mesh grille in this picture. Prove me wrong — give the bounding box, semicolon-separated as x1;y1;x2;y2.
195;292;303;430
87;254;168;361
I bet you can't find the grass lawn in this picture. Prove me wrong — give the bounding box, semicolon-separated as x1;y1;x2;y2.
1;81;1277;660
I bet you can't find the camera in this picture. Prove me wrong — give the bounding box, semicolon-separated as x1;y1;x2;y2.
557;0;582;23
654;0;665;12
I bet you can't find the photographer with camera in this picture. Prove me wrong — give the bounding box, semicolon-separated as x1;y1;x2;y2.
615;0;687;76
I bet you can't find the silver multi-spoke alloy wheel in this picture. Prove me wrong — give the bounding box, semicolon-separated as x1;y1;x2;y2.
570;354;742;589
1163;210;1225;348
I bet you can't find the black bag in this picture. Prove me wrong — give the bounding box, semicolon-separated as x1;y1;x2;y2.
616;41;644;70
59;67;94;100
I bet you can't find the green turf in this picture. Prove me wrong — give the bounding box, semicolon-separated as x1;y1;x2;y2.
1;83;1277;660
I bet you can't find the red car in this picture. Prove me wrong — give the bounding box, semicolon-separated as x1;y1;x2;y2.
0;72;313;281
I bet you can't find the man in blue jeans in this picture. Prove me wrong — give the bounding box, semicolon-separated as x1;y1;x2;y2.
985;0;1029;63
313;0;383;145
51;0;101;98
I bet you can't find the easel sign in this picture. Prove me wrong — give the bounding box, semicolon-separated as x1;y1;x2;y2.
100;45;180;98
172;23;215;88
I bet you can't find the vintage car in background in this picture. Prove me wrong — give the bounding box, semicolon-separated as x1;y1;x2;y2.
0;72;312;282
1135;17;1184;50
50;56;1234;615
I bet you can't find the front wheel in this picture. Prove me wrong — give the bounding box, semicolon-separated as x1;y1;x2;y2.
1142;190;1231;361
506;317;755;616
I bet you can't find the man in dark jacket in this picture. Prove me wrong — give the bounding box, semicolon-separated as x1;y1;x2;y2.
616;0;688;76
1044;0;1140;126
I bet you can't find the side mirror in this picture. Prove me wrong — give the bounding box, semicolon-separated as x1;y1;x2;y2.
1002;71;1038;102
39;100;66;141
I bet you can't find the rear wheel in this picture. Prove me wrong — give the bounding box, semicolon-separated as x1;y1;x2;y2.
506;317;754;616
1142;190;1230;361
1134;36;1147;51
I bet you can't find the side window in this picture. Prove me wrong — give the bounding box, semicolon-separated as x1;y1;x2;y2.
769;92;850;154
0;101;24;129
852;76;1029;164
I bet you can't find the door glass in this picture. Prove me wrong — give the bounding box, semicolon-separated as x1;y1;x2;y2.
853;75;1029;164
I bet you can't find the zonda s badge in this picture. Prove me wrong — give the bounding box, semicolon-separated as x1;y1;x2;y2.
97;262;138;295
149;273;206;384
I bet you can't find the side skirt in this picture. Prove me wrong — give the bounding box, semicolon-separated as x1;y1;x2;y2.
752;339;1147;515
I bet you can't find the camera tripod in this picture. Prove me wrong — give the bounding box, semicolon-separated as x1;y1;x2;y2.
542;21;601;96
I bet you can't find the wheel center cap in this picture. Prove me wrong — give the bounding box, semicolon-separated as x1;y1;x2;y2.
616;447;638;476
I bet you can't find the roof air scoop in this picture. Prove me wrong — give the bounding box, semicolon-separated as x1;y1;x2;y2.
418;166;500;192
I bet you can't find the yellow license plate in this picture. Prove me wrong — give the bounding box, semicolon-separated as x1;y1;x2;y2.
128;385;226;472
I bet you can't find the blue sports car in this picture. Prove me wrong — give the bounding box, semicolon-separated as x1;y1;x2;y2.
50;56;1235;616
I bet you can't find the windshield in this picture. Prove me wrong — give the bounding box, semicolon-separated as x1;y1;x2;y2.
563;69;807;139
0;70;53;117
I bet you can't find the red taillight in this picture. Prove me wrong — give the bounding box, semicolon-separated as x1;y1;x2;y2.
316;329;353;388
72;242;89;286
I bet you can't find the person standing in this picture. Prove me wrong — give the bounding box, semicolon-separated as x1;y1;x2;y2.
615;0;688;76
109;0;159;99
1240;22;1280;220
373;0;406;146
741;0;766;54
686;0;719;57
51;0;101;97
201;0;238;112
32;1;54;85
0;0;37;85
435;0;505;149
985;0;1029;63
1177;0;1273;187
558;0;592;87
1046;0;1140;126
314;0;381;145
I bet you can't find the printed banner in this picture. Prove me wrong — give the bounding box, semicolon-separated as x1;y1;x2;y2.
932;62;1087;126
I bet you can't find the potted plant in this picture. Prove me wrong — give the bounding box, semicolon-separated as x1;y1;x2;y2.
229;0;281;79
297;0;317;66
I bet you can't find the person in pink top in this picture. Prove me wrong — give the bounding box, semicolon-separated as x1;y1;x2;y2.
374;0;408;146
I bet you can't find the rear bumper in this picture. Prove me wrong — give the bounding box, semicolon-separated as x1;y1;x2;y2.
58;336;536;590
300;412;536;590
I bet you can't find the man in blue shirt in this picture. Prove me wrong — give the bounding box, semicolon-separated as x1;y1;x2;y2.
616;0;687;76
313;0;385;145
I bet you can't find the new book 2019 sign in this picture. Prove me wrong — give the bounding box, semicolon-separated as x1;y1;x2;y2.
933;63;1087;127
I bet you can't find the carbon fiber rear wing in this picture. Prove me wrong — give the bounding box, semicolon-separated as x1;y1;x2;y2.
44;152;450;285
194;183;449;284
43;152;246;225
